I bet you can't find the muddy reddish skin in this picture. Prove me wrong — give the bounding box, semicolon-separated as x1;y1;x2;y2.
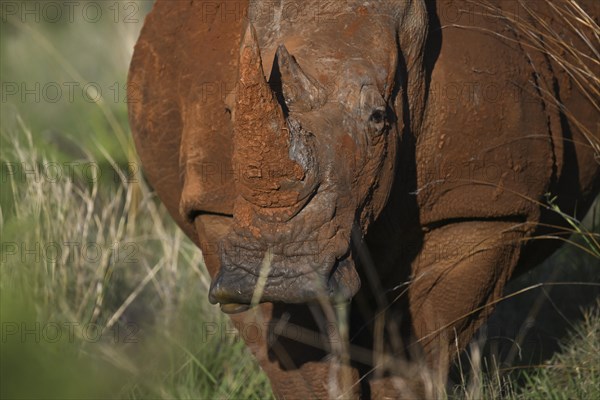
128;1;599;398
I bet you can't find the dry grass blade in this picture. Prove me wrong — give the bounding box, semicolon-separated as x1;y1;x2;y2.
250;248;274;308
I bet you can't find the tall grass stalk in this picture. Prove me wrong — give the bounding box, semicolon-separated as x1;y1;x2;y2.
0;116;273;399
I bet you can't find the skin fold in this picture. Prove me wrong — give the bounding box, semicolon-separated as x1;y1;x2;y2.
128;1;599;398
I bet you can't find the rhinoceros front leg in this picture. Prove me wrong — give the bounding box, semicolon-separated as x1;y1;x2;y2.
408;220;525;386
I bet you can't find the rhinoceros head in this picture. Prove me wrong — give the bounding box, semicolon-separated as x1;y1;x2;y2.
175;4;429;313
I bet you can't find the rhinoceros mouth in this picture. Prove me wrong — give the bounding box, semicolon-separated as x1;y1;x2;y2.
208;254;360;314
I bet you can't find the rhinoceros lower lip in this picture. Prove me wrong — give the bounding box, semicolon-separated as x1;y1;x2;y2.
208;257;361;313
220;303;252;314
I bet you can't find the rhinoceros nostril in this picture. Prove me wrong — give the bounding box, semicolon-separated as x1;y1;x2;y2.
208;275;253;314
208;277;231;304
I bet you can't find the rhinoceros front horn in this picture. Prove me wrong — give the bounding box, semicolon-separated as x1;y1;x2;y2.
233;23;307;209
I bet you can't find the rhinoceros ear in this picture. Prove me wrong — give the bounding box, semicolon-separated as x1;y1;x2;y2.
275;45;326;112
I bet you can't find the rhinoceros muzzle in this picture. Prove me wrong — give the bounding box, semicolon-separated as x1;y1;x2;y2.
208;252;361;314
208;189;362;313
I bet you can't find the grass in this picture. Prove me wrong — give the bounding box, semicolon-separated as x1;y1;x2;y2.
448;232;600;400
452;300;600;400
517;302;600;400
1;3;273;397
1;0;599;399
0;119;274;399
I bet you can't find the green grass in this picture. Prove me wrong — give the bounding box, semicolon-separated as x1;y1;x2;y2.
446;300;600;400
0;120;274;399
1;3;273;397
1;1;599;399
518;302;600;400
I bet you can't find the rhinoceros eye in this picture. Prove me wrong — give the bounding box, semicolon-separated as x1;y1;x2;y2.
360;84;389;138
369;108;386;125
368;106;388;136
